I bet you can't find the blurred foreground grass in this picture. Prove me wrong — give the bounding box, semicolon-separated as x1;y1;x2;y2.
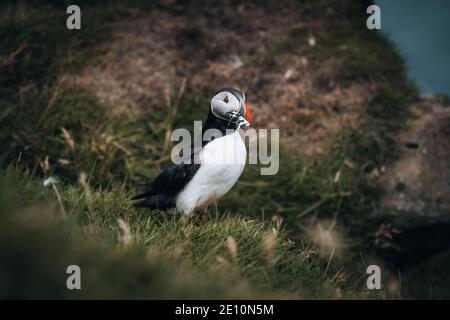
0;168;357;299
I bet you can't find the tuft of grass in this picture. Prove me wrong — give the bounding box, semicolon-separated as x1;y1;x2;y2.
224;137;379;240
0;81;172;186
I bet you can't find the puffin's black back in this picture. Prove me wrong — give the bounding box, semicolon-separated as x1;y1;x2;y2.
132;161;201;209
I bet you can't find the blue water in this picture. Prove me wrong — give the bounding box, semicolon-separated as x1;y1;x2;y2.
376;0;450;95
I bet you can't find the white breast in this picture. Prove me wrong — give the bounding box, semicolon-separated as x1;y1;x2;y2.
176;131;246;216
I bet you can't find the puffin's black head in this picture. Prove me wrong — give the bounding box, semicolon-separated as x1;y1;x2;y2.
210;87;253;127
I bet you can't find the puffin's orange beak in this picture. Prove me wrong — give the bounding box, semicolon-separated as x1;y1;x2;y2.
242;101;253;126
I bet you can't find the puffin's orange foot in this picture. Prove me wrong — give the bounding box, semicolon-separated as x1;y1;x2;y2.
199;213;207;225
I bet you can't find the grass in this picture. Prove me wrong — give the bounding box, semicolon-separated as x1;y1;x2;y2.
0;168;357;299
0;1;132;183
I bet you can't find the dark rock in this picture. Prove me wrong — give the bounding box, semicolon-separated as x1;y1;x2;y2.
378;97;450;265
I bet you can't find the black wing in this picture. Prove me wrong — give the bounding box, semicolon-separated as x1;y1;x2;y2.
132;162;201;209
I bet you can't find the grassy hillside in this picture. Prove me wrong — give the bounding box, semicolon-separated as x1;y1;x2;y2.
1;168;349;299
1;0;442;299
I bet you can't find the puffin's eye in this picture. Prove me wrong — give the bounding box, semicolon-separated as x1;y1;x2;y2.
223;96;229;103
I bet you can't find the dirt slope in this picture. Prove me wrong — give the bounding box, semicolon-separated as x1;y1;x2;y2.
75;1;375;152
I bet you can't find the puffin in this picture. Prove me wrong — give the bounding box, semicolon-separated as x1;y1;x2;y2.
132;88;253;221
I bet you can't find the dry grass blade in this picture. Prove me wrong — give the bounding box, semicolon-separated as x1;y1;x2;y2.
61;127;75;151
79;171;88;187
227;236;238;258
117;218;132;246
262;230;277;266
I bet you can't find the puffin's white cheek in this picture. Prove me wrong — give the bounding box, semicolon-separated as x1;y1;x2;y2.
212;99;241;120
211;101;226;116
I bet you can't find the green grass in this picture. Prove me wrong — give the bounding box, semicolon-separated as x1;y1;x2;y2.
0;168;358;299
0;1;149;184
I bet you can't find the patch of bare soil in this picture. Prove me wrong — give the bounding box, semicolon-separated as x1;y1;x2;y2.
75;1;375;153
